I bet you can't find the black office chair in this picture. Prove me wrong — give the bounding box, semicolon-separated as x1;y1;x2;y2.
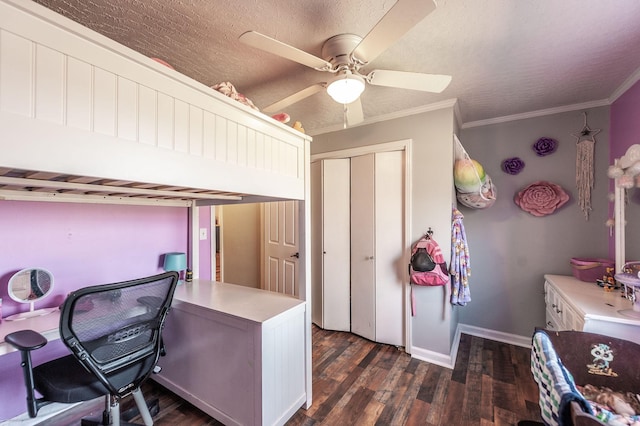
5;271;179;426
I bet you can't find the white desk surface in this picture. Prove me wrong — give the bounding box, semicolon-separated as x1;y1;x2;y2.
0;280;304;355
545;274;640;325
172;280;304;324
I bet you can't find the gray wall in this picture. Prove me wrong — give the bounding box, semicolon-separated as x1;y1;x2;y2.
312;106;457;355
459;106;611;337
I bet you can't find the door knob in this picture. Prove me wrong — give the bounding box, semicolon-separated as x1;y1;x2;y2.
290;252;300;258
368;256;374;260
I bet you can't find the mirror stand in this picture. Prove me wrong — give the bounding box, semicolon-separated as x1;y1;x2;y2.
5;268;57;322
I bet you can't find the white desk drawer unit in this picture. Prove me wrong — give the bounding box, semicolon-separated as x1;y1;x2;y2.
153;280;307;426
544;274;640;343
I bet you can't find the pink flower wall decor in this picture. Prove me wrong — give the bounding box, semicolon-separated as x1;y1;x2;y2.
514;181;569;217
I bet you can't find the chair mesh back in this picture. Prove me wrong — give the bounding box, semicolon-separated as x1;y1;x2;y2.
60;272;178;397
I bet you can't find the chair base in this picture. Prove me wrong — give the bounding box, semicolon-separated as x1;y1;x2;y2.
80;398;159;426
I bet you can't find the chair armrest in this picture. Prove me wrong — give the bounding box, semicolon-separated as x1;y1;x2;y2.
5;330;48;351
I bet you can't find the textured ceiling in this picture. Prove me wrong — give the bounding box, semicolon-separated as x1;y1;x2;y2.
33;0;640;135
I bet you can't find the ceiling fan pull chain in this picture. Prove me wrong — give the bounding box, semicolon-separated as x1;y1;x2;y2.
343;105;348;129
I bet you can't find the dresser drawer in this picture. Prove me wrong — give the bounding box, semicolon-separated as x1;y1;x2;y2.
544;280;583;331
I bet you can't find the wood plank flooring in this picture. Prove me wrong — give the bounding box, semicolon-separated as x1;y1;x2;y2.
284;326;542;425
46;325;543;425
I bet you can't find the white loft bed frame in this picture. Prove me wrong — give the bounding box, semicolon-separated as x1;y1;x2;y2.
0;0;312;413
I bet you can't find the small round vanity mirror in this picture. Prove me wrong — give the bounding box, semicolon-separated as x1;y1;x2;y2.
6;268;57;321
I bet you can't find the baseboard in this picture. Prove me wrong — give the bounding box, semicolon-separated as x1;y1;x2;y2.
409;324;531;370
457;324;532;348
410;345;456;369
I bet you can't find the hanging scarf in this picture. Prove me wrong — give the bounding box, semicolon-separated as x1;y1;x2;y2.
450;208;471;306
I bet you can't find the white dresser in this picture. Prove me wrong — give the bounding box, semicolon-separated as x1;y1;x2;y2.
544;274;640;343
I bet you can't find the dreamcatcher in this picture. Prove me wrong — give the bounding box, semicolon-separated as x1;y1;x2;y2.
572;112;601;220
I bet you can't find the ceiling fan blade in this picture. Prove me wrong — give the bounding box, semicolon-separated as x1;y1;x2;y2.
262;83;326;114
352;0;437;64
239;31;332;71
346;98;364;126
367;69;451;93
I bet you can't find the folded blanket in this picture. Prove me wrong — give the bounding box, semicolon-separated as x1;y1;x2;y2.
531;330;594;425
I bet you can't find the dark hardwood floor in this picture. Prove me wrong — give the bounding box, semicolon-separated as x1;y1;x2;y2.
48;325;543;425
284;326;542;426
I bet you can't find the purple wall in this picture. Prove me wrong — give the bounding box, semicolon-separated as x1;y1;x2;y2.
611;81;640;160
0;200;188;421
609;80;640;258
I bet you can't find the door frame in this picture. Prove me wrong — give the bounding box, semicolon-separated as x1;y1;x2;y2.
311;139;413;352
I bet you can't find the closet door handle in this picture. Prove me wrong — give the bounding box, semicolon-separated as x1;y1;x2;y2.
367;256;374;260
290;252;300;258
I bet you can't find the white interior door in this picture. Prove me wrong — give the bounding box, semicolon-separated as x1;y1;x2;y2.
263;200;299;296
350;154;376;341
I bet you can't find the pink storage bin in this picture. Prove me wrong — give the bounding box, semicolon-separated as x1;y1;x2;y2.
570;257;615;282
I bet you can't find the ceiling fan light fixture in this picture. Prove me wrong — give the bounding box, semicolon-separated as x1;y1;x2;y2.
327;73;365;104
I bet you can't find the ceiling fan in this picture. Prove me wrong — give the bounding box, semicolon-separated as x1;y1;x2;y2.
239;0;451;127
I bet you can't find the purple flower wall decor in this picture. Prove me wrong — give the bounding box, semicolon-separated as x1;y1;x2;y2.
532;137;558;156
501;157;525;175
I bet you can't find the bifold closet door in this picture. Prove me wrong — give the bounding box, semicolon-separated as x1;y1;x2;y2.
351;151;403;346
311;159;351;331
373;151;403;346
350;154;376;341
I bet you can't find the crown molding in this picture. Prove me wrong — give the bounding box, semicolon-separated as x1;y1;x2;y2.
609;67;640;104
460;99;610;129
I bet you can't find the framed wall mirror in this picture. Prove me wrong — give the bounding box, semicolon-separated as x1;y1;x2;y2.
5;268;58;321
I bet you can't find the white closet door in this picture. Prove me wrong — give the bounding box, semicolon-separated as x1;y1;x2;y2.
311;159;350;331
374;151;404;346
321;159;351;331
350;154;376;341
